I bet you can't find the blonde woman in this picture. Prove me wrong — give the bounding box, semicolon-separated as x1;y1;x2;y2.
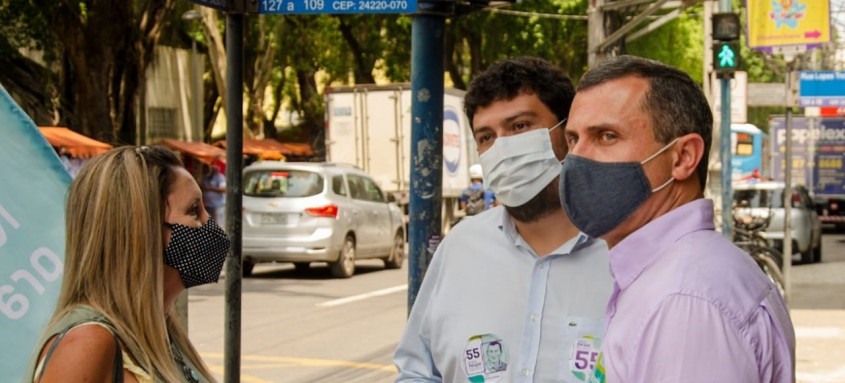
26;146;230;382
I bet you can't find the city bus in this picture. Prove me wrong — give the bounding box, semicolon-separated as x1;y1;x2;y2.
731;123;764;181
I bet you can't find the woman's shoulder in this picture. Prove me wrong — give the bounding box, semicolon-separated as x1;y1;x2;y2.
36;323;122;382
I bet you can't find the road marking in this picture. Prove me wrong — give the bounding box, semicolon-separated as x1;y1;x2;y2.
317;284;408;307
795;326;844;338
205;363;274;383
202;352;397;372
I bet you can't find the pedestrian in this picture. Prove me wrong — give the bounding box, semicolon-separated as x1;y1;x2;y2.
202;157;226;228
393;57;613;383
560;55;795;382
26;146;230;383
459;163;496;216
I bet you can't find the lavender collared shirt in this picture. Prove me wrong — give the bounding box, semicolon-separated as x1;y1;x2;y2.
596;199;795;383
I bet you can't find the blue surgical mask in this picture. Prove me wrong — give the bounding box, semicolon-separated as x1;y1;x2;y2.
479;120;565;207
559;138;679;238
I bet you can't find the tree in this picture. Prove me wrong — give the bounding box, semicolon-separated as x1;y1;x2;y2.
1;0;176;144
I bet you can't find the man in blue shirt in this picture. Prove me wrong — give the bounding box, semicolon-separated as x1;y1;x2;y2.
202;159;226;228
394;57;612;383
459;164;496;216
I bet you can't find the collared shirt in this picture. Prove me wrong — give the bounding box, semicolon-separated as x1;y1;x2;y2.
594;199;795;383
394;206;612;383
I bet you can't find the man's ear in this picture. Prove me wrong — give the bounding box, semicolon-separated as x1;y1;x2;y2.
671;134;704;182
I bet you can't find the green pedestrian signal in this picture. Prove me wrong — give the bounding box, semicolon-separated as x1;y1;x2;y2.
713;41;740;78
718;45;735;67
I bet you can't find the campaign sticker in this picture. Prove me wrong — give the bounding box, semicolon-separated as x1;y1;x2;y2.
463;333;509;382
569;335;601;381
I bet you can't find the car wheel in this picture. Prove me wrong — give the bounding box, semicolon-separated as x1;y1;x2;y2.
330;236;356;278
293;262;310;272
800;243;814;264
242;260;255;277
813;239;822;263
384;231;405;270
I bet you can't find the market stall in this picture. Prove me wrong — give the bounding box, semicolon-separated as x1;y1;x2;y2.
38;127;112;177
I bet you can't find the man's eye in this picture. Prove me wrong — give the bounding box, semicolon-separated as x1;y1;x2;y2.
566;135;578;146
513;122;530;131
601;132;618;142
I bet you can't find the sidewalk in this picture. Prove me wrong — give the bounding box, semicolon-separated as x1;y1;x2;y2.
790;236;845;383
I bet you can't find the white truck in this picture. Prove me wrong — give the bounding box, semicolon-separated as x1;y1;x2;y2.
324;84;477;229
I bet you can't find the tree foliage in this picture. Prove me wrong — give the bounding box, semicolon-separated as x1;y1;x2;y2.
1;0;797;148
1;0;176;144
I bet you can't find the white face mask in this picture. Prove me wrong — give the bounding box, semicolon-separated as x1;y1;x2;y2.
479;121;564;207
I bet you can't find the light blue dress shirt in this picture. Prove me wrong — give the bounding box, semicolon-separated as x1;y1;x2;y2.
394;206;612;382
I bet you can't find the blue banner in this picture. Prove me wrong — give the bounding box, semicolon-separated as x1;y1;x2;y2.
0;83;71;381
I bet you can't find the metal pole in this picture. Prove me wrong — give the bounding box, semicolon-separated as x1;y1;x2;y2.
407;7;445;313
783;70;794;303
718;0;732;238
224;12;244;383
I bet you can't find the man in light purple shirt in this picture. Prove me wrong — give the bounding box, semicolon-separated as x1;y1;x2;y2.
560;55;795;382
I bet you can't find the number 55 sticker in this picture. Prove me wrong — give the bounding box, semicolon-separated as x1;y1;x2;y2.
570;335;600;381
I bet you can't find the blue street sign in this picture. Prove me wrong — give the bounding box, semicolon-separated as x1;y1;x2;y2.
259;0;417;14
799;71;845;107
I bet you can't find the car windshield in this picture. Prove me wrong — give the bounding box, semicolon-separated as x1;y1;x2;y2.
733;188;784;209
244;169;324;198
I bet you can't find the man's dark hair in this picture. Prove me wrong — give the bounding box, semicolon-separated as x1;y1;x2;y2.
464;57;575;129
577;55;713;190
487;341;503;351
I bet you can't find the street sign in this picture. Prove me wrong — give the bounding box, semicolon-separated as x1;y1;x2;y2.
746;0;831;51
259;0;417;14
798;71;845;107
712;71;748;123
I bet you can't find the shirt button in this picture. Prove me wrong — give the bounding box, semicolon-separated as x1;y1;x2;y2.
522;368;531;376
538;263;545;269
530;314;538;323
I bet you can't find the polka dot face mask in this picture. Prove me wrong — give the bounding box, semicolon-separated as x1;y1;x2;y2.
163;218;230;288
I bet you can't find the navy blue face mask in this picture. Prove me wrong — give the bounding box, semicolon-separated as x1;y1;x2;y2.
558;138;679;238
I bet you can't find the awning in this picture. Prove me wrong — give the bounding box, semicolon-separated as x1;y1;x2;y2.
38;127;112;159
158;139;226;165
214;138;315;160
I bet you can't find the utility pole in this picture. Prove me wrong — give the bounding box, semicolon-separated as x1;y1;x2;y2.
587;0;607;67
407;0;449;312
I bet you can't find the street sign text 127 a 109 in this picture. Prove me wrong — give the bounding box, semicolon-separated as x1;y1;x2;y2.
259;0;417;13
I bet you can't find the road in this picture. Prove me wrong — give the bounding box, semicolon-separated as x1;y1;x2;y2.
189;259;406;383
188;231;845;383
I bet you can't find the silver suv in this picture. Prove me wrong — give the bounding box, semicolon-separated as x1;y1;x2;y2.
242;162;405;278
733;181;823;263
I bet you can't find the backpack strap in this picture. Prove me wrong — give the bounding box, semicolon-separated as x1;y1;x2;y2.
37;321;124;383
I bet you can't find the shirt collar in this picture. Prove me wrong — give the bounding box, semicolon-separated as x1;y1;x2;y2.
609;199;715;290
497;207;594;257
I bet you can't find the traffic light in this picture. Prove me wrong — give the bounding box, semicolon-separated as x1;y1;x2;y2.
713;41;741;78
712;13;741;79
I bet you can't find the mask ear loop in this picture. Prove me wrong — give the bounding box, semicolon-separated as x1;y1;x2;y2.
640;137;681;165
548;118;567;133
642;137;682;193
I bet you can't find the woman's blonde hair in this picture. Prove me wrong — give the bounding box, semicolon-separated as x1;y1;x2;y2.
50;145;214;382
